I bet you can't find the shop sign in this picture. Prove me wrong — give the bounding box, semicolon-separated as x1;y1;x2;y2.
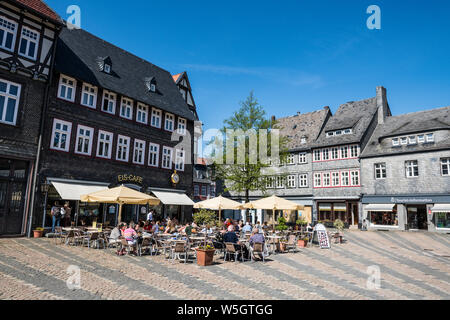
117;174;143;185
314;223;330;249
390;197;433;204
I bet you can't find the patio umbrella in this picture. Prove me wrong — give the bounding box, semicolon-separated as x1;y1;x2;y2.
80;185;160;222
193;196;243;222
243;195;304;226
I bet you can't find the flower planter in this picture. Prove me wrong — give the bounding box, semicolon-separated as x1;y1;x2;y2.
33;230;43;238
196;249;215;266
297;240;308;248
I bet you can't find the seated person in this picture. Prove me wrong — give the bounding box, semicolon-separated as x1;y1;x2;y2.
109;223;122;241
152;221;160;234
249;228;265;247
242;222;252;233
223;225;239;244
201;224;213;234
123;223;138;245
143;221;152;232
165;221;177;234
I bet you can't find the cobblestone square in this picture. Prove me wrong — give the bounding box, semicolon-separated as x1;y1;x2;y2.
0;231;449;300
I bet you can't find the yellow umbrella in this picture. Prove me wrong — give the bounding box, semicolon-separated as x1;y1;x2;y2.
243;195;304;226
194;195;243;222
80;185;160;222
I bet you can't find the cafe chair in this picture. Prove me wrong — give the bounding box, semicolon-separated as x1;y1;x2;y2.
284;235;298;253
171;241;190;264
120;238;136;255
138;237;153;256
224;243;244;262
250;242;265;262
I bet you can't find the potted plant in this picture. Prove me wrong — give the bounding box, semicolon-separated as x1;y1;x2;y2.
297;236;309;248
196;244;215;266
33;227;44;238
333;219;345;244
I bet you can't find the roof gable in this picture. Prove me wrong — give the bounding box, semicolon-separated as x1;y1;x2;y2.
13;0;62;23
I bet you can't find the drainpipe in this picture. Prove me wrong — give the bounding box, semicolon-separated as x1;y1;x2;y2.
27;26;61;238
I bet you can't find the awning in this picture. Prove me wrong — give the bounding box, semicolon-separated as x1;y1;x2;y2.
152;191;194;206
431;204;450;212
333;203;347;212
365;204;395;212
319;203;332;211
51;181;108;201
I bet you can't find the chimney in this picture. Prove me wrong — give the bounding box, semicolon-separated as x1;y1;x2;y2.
376;86;388;124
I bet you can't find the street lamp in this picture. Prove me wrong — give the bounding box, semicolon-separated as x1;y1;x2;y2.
40;182;50;194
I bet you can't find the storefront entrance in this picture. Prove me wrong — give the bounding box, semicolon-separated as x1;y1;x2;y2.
407;205;428;230
0;158;29;236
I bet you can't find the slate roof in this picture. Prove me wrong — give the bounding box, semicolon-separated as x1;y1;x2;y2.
361;106;450;158
13;0;62;23
55;27;196;121
313;97;379;147
274;108;330;151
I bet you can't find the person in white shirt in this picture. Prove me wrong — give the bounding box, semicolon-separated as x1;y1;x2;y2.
147;210;153;222
242;222;252;233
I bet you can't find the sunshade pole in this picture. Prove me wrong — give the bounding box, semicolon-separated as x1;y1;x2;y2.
118;203;123;223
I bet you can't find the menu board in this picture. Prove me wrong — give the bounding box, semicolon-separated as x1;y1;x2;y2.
314;223;331;249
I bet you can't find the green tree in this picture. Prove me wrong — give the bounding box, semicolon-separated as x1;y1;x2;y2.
212;91;289;203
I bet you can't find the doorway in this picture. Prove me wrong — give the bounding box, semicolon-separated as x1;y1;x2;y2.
407;205;428;230
0;159;29;236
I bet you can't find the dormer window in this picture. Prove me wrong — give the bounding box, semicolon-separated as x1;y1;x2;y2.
99;56;112;74
392;138;399;146
104;64;111;74
426;133;435;143
408;136;417;145
335;130;342;136
145;77;157;92
301;136;307;144
326;132;334;137
344;129;352;134
400;137;408;145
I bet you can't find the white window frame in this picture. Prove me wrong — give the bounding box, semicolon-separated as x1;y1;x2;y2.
276;176;285;189
392;138;400;146
350;145;359;158
120;97;133;120
57;74;76;102
74;125;94;156
287;175;296;188
426;133;435;143
116;135;131;162
441;158;450;176
350;170;360;186
0;16;17;52
175;148;185;171
102;90;116;114
408;136;417;145
323;173;331;187
341;171;350;186
331;172;340;187
266;176;275;189
81;83;97;109
287;153;295;165
165;113;175;132
177;117;187;135
0;79;21;126
405;160;419;178
374;163;387;179
151;108;162;128
313;149;321;162
417;135;425;143
162;146;173;169
18;26;39;60
400;137;408;145
148;143;160;167
96;130;113;159
299;174;308;188
50;119;72;152
133;139;146;165
314;173;322;188
340;146;348;159
299;153;307;164
136;103;149;124
322;148;330;161
331;147;339;160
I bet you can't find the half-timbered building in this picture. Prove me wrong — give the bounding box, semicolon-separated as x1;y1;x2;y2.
0;0;62;236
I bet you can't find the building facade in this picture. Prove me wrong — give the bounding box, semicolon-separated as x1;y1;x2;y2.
0;0;61;236
360;106;450;233
34;26;197;230
193;158;216;203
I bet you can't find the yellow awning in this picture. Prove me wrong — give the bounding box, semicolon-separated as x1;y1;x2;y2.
194;196;242;210
244;195;304;210
81;185;160;205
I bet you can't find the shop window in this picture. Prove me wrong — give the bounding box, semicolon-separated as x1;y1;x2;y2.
436;212;450;229
370;209;398;226
318;203;332;221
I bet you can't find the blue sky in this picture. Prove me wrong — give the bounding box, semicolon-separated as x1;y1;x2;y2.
46;0;450;134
